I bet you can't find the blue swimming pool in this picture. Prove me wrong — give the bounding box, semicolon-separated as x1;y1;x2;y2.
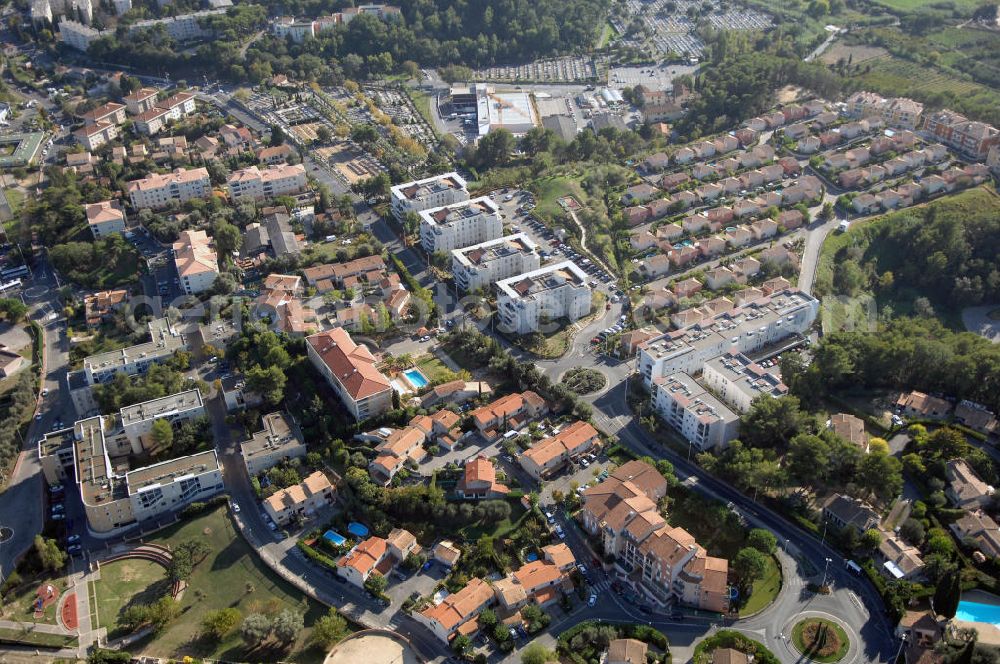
403;368;429;389
956;600;1000;625
347;522;369;538
525;552;539;562
323;530;346;546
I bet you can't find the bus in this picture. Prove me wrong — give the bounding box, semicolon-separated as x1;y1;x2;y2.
0;265;29;281
0;279;22;293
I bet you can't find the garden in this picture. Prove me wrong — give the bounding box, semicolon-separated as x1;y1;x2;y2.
693;630;780;664
561;367;607;395
557;621;670;664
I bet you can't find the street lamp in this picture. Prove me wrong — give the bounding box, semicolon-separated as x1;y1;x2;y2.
821;556;832;589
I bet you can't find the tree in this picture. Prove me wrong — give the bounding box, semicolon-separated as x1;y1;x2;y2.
241;613;272;646
34;535;66;571
747;529;777;554
452;634;472;655
739;396;808;450
150;419;174;450
212;220;242;263
203;608;242;639
478;608;498;629
364;572;388;597
522;643;557;664
733;547;768;585
401;60;421;80
899;518;927;546
933;570;961;620
316;126;333;143
169;539;211;583
0;298;28;322
87;649;131;663
475;129;515;169
272;609;304;643
245;363;287;405
860;528;883;551
310;609;350;648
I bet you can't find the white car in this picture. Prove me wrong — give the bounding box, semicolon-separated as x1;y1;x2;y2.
588;593;598;607
231;501;241;513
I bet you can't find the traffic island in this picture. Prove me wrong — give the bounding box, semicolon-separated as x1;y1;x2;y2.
791;617;850;662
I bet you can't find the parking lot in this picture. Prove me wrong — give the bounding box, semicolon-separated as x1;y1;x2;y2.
609;63;700;90
487;188;620;291
613;0;773;58
473;56;600;83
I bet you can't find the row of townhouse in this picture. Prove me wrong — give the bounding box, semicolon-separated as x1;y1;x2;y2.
836;144;947;189
414;543;577;643
518;420;601;479
580;460;729;612
638;134;743;174
650;144;783;186
795;117;885;154
335;527;417;589
850;163;991;215
822;131;923;174
625;172;821;229
359;409;461;483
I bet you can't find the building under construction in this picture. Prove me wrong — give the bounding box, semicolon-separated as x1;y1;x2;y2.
448;83;539;138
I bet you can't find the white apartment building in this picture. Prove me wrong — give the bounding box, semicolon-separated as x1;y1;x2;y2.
74;121;118;151
120;389;205;450
390;172;468;220
133;106;170;136
86;200;126;239
496;261;592;335
81;318;187;386
701;352;788;413
227;164;307;202
156;91;196;120
241;412;307;476
173;229;219;295
845;91;924;130
452;233;540;293
419;197;502;254
306;327;393;421
128;167;212;209
124;87;160;115
58;19;102;50
638;289;819;388
126;9;225;41
651;373;740;451
38;416;222;534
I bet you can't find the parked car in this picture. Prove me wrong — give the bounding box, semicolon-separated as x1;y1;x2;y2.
588;593;598;607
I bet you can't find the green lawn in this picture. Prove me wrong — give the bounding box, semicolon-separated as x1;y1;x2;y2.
530;174;588;221
739;555;781;617
1;573;69;626
0;626;78;649
4;188;24;215
458;500;527;543
415;354;461;384
134;507;335;664
92;559;170;638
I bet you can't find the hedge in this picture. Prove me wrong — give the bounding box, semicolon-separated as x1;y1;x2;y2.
297;540;339;571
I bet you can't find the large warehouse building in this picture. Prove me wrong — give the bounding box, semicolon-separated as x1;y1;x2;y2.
450;83;539;137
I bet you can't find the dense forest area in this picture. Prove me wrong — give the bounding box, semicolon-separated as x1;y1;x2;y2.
782;317;1000;415
822;187;1000;312
89;0;609;83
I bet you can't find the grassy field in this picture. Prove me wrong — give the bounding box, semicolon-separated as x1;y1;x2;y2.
740;556;781;617
530;174;589;221
134;507;333;664
92;559;169;638
0;626;78;649
2;573;69;626
4;188;24;215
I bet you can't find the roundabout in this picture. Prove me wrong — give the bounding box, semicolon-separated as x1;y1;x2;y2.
560;366;608;395
782;612;854;663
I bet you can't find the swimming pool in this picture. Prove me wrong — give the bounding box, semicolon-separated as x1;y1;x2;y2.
323;530;346;546
347;522;369;538
403;368;429;389
956;600;1000;625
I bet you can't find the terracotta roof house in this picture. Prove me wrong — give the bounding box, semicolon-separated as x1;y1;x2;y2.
306;328;392;421
608;638;649;664
822;493;880;534
336;536;388;588
830;413;868;451
712;648;749;664
896;391;951;420
950;511;1000;558
470;391;547;440
519;421;600;479
414;577;494;643
456;456;509;499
